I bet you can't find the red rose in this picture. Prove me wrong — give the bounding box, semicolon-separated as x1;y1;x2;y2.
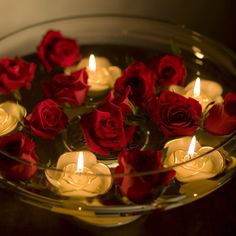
0;132;38;181
147;91;202;137
0;57;36;94
80;91;136;155
148;55;186;86
114;61;155;107
104;87;133;115
43;69;89;106
115;150;175;203
24;99;68;139
204;92;236;135
37;30;80;71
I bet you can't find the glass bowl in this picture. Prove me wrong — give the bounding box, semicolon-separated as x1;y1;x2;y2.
0;15;235;227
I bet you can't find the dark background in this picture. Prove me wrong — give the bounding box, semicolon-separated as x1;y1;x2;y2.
0;1;236;235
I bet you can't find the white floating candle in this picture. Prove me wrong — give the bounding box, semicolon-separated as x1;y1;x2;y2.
185;77;211;110
185;77;223;111
45;151;112;197
169;77;223;111
0;101;26;136
164;136;224;183
66;54;121;97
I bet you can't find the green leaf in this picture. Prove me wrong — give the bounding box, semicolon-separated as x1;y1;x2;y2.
12;90;22;101
129;101;137;115
170;37;182;55
18;124;24;131
62;102;71;108
16;102;25;119
127;114;148;124
200;102;215;129
125;55;134;66
162;146;168;163
46;160;52;167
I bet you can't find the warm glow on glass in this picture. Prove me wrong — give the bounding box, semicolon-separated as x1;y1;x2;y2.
89;54;96;72
76;152;84;172
187;136;196;158
192;46;204;59
195;51;204;59
193;77;201;98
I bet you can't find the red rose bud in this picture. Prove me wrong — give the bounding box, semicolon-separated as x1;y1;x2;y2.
24;99;68;139
115;150;175;203
148;55;186;87
114;61;155;107
204;92;236;135
0;57;36;94
0;133;38;181
80;94;136;155
37;30;80;71
43;69;89;106
147;91;202;137
103;87;134;115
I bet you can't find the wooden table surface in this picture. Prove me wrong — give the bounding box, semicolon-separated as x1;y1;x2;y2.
0;176;235;236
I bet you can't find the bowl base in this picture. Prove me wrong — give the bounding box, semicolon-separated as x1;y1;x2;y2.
73;214;143;227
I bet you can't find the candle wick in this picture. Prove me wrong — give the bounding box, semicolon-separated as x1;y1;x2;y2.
76;169;83;174
187;153;193;160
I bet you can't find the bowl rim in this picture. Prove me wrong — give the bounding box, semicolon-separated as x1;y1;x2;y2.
0;14;236;57
0;14;235;177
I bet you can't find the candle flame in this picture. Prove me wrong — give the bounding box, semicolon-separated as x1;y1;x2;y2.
77;152;84;173
187;136;196;158
89;54;96;72
193;77;201;97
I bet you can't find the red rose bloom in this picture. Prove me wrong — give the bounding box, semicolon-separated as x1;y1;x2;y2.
114;61;155;107
24;99;68;139
43;69;89;106
148;55;186;86
115;150;175;203
0;133;38;181
105;87;133;115
37;30;80;71
80;91;136;155
147;91;202;137
204;92;236;135
0;57;36;94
